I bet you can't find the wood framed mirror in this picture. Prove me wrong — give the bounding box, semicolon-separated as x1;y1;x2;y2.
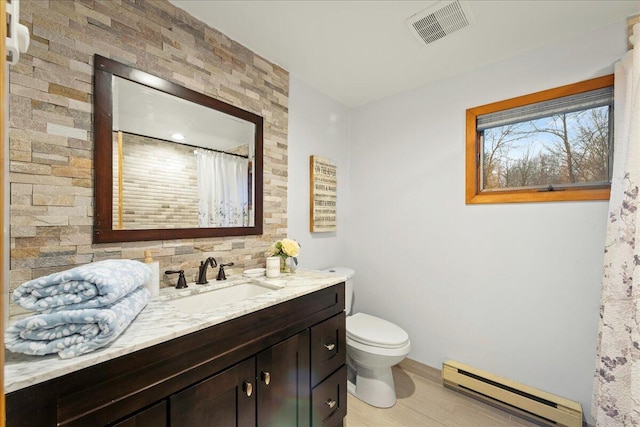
93;55;263;243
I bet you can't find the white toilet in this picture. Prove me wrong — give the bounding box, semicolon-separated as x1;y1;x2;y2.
324;267;411;408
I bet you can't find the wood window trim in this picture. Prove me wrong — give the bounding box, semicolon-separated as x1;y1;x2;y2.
465;74;614;204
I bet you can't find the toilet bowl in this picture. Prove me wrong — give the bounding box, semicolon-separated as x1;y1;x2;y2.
323;268;411;408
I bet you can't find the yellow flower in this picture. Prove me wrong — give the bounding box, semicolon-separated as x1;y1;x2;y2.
280;239;300;257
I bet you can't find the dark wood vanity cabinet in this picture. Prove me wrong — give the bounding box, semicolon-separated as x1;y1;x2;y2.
169;356;257;426
6;283;346;427
169;331;311;427
256;331;311;426
111;401;168;427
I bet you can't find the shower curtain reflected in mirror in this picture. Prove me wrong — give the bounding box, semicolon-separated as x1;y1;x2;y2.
196;149;250;227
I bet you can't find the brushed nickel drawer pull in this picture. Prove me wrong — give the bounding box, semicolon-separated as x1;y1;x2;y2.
326;399;337;409
261;371;271;385
324;343;336;351
243;381;253;397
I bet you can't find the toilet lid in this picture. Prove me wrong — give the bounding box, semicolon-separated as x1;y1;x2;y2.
346;313;409;349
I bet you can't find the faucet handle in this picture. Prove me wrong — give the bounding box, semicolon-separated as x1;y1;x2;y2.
165;270;188;289
216;263;235;281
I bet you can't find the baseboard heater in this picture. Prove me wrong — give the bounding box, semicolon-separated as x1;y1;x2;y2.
442;360;583;427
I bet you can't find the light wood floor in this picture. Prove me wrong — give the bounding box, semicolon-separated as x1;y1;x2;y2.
345;359;541;427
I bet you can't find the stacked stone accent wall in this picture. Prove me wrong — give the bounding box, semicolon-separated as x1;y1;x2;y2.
8;0;289;315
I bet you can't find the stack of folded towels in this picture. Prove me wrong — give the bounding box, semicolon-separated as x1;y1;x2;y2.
5;259;151;359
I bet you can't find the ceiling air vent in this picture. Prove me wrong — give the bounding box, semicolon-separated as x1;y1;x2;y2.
406;0;475;46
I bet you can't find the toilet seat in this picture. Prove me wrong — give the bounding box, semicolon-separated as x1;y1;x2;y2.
347;313;410;349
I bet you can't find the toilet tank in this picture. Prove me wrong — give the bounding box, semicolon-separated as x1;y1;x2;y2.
323;267;355;315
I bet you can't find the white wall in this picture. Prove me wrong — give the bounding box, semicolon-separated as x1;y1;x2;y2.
347;22;626;423
287;76;351;270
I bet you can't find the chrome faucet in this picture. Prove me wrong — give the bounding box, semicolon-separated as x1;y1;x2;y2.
196;257;217;284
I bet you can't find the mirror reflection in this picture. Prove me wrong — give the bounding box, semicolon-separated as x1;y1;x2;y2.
111;76;255;230
93;55;263;243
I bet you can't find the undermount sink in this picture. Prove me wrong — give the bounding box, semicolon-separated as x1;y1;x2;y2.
168;282;281;314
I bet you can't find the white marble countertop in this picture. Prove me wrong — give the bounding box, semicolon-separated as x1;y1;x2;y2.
4;269;346;393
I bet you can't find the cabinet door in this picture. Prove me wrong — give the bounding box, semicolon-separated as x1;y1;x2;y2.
169;357;256;427
257;330;311;427
110;401;167;427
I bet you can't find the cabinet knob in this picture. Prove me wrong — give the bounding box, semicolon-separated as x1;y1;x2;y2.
325;399;337;409
261;371;271;385
243;381;253;397
324;343;336;351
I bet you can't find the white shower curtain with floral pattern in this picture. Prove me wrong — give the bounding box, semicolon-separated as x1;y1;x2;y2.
592;23;640;427
196;149;249;227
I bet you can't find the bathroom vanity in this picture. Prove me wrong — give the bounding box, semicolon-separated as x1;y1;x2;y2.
5;272;347;426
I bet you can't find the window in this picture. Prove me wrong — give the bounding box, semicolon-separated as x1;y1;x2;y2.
466;75;613;204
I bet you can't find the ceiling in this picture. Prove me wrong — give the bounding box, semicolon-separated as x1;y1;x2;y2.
169;1;639;107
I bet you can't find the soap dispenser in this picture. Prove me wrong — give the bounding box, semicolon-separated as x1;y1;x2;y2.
144;250;160;297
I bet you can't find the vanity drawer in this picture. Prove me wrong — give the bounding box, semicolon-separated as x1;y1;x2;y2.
311;365;347;427
310;312;346;387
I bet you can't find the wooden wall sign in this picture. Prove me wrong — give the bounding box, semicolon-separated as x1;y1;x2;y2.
310;156;337;232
